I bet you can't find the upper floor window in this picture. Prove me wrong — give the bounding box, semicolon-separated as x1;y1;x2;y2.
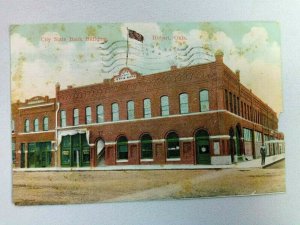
43;117;49;131
97;105;104;123
161;96;169;116
241;101;244;117
200;90;209;112
233;95;237;114
112;103;119;121
34;118;39;132
127;101;135;120
179;93;189;114
237;97;240;115
24;119;29;132
229;92;233;112
225;89;228;110
143;99;151;118
73;108;79;126
60;110;66;127
85;106;92;124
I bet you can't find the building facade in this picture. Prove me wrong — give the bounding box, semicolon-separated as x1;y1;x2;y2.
12;51;285;168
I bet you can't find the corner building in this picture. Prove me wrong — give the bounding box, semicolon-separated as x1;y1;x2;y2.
12;51;284;168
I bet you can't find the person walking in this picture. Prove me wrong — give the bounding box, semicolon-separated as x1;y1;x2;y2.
260;144;266;165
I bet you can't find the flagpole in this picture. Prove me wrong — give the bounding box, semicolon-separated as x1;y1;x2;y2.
126;27;129;67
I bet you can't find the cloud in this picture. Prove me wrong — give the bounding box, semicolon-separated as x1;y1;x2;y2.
242;26;269;49
10;24;283;114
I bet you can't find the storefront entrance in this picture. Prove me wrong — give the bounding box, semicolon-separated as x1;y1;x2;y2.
61;133;90;167
28;142;52;168
195;130;211;164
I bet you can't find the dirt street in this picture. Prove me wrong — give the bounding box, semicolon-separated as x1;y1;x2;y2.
13;160;285;205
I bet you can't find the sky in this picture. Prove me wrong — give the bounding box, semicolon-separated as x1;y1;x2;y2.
10;22;282;113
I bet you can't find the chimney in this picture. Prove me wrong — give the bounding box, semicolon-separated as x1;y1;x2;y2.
235;69;240;80
170;65;177;70
55;82;60;92
214;49;224;63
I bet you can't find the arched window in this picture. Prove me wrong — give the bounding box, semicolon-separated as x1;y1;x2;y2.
179;93;189;114
166;132;180;159
117;136;128;160
195;129;211;164
43;117;49;131
233;95;237;114
161;96;169;116
143;99;151;118
24;119;29;132
112;103;119;121
34;118;39;132
237;97;240;115
241;101;244;117
97;105;104;123
200;90;209;112
73;108;79;126
225;89;228;110
85;106;92;124
229;92;233;112
127;101;135;120
60;110;66;127
141;134;153;159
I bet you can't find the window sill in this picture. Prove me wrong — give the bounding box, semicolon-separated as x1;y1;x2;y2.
140;159;154;162
166;158;181;161
116;159;128;163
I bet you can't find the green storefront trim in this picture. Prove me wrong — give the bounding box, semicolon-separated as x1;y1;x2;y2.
61;133;90;167
28;141;52;168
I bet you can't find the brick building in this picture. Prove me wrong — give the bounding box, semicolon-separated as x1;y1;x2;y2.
12;96;56;168
12;51;285;168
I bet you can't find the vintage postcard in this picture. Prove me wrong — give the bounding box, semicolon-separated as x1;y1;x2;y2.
11;22;285;205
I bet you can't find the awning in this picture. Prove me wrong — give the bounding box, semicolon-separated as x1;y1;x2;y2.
57;129;91;146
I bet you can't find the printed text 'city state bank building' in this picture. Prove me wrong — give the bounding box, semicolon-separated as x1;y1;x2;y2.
11;50;284;168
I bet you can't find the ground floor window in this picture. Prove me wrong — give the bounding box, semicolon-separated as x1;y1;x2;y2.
117;136;128;160
141;134;153;159
20;143;26;168
12;142;16;164
167;132;180;159
28;141;52;168
61;133;90;167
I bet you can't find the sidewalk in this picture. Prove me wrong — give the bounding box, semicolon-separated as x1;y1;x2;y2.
13;153;285;172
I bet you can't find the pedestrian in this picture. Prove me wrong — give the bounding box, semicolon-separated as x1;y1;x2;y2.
260;145;266;165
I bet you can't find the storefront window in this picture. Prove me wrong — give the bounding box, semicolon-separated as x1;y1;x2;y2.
117;136;128;160
141;134;152;159
167;132;180;159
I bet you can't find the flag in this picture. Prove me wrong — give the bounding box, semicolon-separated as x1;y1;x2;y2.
128;29;144;42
